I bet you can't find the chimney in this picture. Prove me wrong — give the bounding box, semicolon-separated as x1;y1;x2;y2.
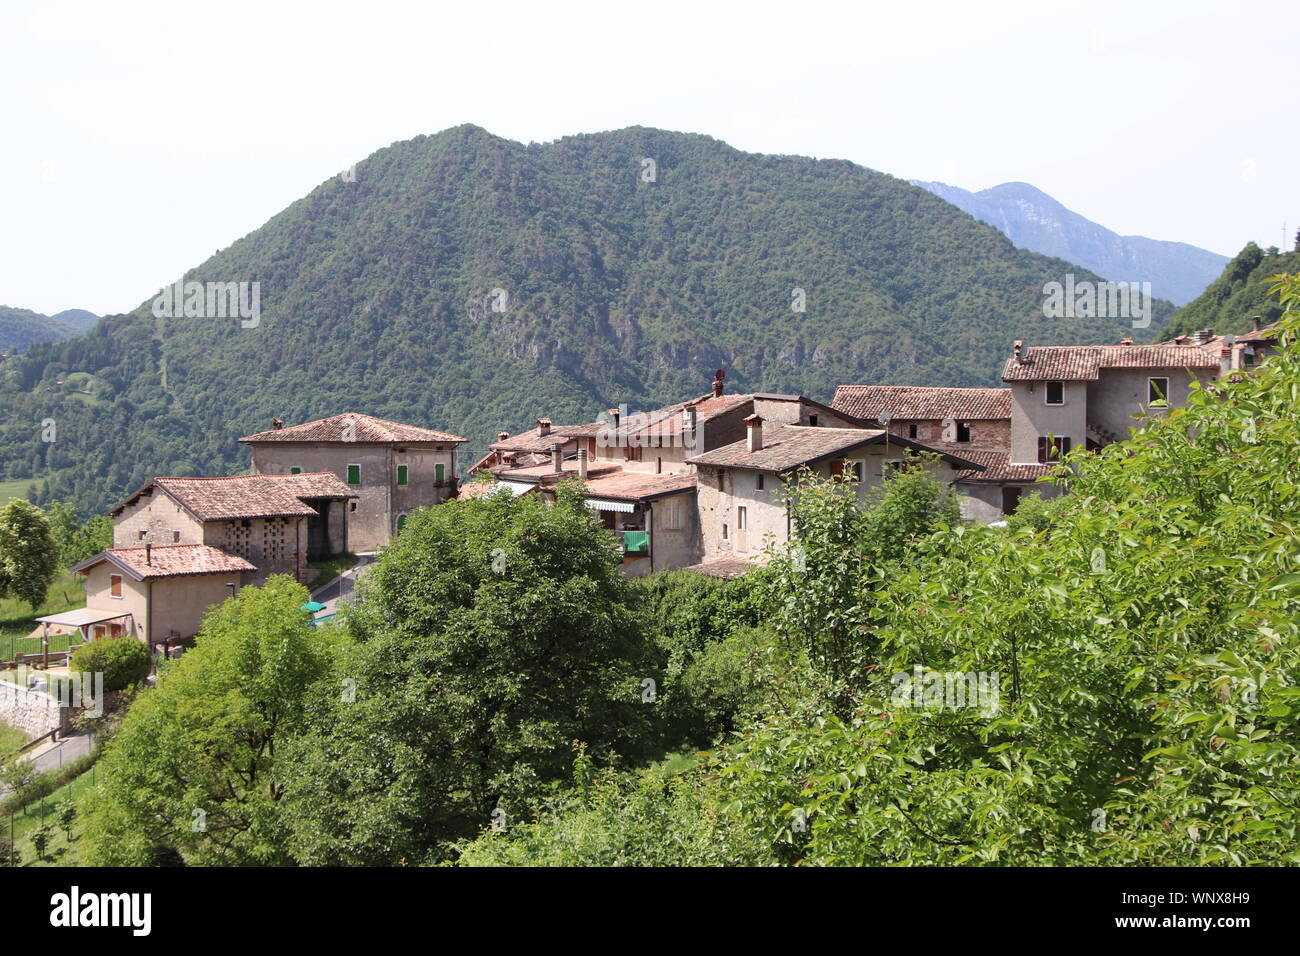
745;414;764;452
1119;337;1133;346
683;401;697;434
552;442;564;474
1252;315;1263;332
536;418;552;437
712;369;725;398
606;408;620;430
577;448;588;478
497;431;509;442
1195;329;1214;345
271;418;284;430
1219;345;1233;378
1013;340;1026;365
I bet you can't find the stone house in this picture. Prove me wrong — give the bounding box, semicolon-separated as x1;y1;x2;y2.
240;413;466;552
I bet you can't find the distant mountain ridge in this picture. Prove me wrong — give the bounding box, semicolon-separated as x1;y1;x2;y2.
0;305;99;352
911;180;1227;305
1164;241;1300;339
0;125;1175;516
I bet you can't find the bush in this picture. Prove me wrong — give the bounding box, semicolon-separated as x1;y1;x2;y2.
70;637;150;691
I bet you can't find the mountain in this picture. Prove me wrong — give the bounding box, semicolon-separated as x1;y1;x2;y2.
0;125;1176;516
0;305;99;352
911;180;1227;305
1163;241;1300;339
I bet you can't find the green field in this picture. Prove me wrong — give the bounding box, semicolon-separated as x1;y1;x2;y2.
0;479;37;504
4;763;99;866
0;571;84;662
0;720;27;755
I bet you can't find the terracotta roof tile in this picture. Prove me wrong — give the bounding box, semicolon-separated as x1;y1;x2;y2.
686;424;885;472
240;413;465;444
76;544;256;580
113;473;355;522
832;385;1011;421
579;471;697;502
953;451;1066;483
1002;345;1219;382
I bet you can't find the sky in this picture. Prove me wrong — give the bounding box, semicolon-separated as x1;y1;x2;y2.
1;0;1296;316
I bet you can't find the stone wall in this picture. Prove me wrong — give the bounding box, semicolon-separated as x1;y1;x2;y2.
0;681;61;740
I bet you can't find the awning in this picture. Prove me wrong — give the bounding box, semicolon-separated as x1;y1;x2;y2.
584;498;637;514
34;609;132;627
495;480;536;496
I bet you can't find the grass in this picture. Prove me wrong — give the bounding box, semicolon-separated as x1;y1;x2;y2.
0;479;37;504
0;571;83;662
4;762;99;866
308;552;358;591
0;720;27;756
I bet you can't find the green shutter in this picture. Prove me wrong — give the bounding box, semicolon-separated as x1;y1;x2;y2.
347;464;360;485
435;463;445;484
290;467;302;475
396;514;407;532
397;465;408;486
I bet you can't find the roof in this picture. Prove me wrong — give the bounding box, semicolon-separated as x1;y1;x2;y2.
240;413;466;444
1002;345;1220;382
35;608;135;627
953;451;1067;483
683;556;766;579
832;385;1011;421
489;424;601;454
578;471;697;502
73;545;256;581
112;473;356;522
687;425;985;474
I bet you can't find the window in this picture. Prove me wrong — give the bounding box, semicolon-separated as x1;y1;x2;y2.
349;501;358;512
1045;381;1064;405
396;514;407;532
884;459;906;478
1148;377;1169;406
289;466;302;475
137;529;147;540
660;498;683;530
737;505;748;530
1037;436;1072;463
809;414;819;427
722;523;729;540
435;463;445;484
908;423;918;439
110;574;122;598
347;464;361;485
623;445;642;462
847;461;864;482
396;465;408;486
172;530;180;543
956;422;971;443
756;473;764;490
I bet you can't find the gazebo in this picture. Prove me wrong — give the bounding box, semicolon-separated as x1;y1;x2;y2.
29;609;136;667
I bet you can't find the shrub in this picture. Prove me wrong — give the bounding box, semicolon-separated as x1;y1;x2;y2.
70;637;150;691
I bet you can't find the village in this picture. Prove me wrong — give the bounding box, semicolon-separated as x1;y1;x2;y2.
17;319;1274;658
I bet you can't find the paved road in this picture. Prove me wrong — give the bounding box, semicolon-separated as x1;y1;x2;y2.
310;554;376;613
27;733;93;773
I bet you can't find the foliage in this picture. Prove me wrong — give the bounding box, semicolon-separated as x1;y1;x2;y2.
42;500;111;568
70;636;151;692
279;483;656;865
0;125;1170;519
0;499;59;609
1164;241;1300;338
79;576;332;865
1003;490;1065;533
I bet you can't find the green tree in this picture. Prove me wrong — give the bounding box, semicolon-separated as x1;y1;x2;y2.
0;499;58;609
79;576;332;866
282;482;655;865
70;636;151;691
31;822;53;862
58;798;76;842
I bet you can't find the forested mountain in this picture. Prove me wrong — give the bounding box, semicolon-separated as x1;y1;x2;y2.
0;125;1176;516
1164;241;1300;338
913;180;1227;305
0;305;98;352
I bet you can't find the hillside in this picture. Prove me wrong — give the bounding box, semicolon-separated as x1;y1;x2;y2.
0;305;98;352
0;125;1176;516
913;180;1227;305
1163;241;1300;338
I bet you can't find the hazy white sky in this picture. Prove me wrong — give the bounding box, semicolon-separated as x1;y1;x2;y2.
2;0;1295;316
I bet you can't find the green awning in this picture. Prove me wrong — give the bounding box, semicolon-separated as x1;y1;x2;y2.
302;601;327;613
622;531;650;554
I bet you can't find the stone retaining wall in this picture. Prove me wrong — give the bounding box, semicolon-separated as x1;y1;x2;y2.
0;681;61;739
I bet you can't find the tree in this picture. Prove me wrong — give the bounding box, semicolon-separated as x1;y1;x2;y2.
0;499;58;609
58;798;76;842
31;822;53;862
70;636;150;691
79;576;333;866
281;482;655;865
